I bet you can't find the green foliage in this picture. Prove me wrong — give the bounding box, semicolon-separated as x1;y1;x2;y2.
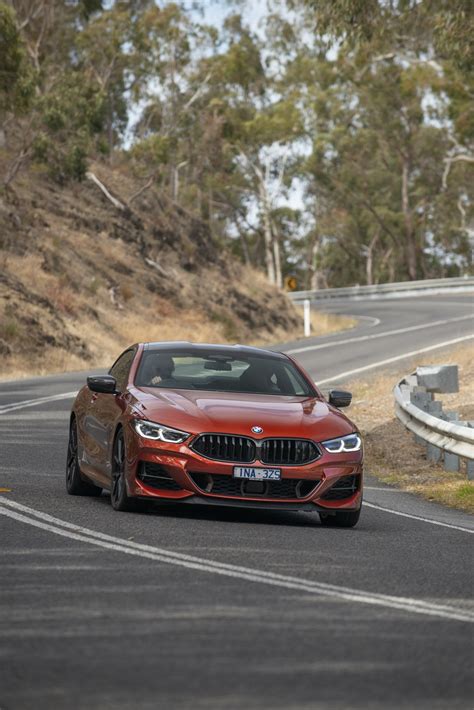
31;75;105;181
0;3;35;114
1;0;472;284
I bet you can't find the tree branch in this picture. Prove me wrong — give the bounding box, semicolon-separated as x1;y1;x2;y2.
86;172;126;210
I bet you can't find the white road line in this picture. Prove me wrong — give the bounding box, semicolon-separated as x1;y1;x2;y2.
287;314;474;355
0;499;472;623
0;391;78;415
364;486;402;492
316;334;474;385
364;502;474;533
351;315;381;327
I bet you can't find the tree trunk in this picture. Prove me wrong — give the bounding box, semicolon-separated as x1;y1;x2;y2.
272;229;282;288
402;157;417;280
365;232;380;286
240;230;251;265
378;246;393;283
307;234;321;290
259;182;276;284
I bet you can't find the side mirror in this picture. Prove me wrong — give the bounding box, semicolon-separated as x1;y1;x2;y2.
328;389;352;408
87;375;118;394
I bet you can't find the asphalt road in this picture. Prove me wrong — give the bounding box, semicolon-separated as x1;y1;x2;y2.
1;294;473;710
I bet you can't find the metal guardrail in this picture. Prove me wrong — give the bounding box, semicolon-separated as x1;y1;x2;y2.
290;276;474;302
393;365;474;478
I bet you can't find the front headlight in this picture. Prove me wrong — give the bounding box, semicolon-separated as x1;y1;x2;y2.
133;419;190;443
321;433;361;453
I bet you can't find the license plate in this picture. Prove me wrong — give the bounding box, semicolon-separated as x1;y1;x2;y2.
233;466;281;480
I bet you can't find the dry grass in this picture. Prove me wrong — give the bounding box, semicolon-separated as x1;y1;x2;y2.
1;158;356;381
293;305;356;338
344;344;474;513
1;305;353;381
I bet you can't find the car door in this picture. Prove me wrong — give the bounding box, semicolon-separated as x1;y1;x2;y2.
83;348;136;484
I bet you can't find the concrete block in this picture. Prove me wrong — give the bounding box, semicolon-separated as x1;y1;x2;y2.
444;451;460;472
424;401;443;416
467;460;474;481
399;384;413;402
427;444;442;462
416;365;459;394
441;411;460;422
409;391;434;410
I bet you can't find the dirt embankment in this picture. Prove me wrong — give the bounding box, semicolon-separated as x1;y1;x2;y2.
0;163;350;379
344;343;474;513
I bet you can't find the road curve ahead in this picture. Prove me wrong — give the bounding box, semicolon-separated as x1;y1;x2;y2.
1;294;473;710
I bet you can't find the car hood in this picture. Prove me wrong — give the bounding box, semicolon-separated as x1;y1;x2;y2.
131;387;355;441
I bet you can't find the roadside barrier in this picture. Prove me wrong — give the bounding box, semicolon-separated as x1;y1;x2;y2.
290;275;474;302
393;365;474;479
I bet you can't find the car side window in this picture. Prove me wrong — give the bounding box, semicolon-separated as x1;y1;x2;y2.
109;349;135;391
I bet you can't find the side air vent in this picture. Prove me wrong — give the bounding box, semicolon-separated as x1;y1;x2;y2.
137;462;182;491
321;474;359;500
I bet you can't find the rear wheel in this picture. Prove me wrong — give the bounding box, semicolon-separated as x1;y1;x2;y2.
66;419;102;496
319;509;361;528
110;430;139;512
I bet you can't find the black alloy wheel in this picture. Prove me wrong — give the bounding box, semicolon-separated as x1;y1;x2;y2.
66;419;102;496
110;430;139;512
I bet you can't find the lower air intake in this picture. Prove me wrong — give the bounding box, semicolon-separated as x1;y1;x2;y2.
321;474;359;500
189;472;320;500
138;462;182;491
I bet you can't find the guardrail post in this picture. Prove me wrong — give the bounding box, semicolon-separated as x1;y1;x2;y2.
303;299;311;337
444;452;460;472
467;461;474;481
427;444;441;462
416;365;459;394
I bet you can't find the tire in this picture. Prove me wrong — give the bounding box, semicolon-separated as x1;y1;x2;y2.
66;419;102;496
319;508;361;528
110;429;140;512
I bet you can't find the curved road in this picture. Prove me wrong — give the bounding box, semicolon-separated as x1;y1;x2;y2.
1;294;473;709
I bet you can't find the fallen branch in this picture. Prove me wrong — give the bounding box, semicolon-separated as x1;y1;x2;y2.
128;174;155;205
144;257;180;280
86;171;125;211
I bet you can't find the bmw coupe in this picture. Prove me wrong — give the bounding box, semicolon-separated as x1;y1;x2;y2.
66;342;363;527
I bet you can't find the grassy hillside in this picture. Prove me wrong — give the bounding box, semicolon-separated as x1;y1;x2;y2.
0;162;350;379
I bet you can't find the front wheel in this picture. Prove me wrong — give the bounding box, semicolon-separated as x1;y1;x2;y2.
66;419;102;496
319;508;361;528
110;430;139;512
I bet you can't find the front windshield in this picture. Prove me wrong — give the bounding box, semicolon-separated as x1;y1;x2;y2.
135;350;315;397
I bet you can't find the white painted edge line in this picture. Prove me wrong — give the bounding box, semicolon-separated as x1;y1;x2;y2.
0;498;472;623
0;391;78;415
287;314;474;355
364;486;403;492
364;501;474;533
316;334;474;385
351;315;381;327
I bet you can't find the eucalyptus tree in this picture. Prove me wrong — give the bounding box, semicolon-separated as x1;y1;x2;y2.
287;0;473;283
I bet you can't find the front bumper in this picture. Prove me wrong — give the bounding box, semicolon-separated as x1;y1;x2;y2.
125;428;363;512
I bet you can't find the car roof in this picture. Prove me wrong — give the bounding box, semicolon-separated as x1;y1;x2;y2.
142;341;288;360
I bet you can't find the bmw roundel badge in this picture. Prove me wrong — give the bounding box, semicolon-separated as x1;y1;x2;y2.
251;426;263;434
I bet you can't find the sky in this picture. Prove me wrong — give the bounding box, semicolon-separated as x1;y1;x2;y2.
184;0;268;31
